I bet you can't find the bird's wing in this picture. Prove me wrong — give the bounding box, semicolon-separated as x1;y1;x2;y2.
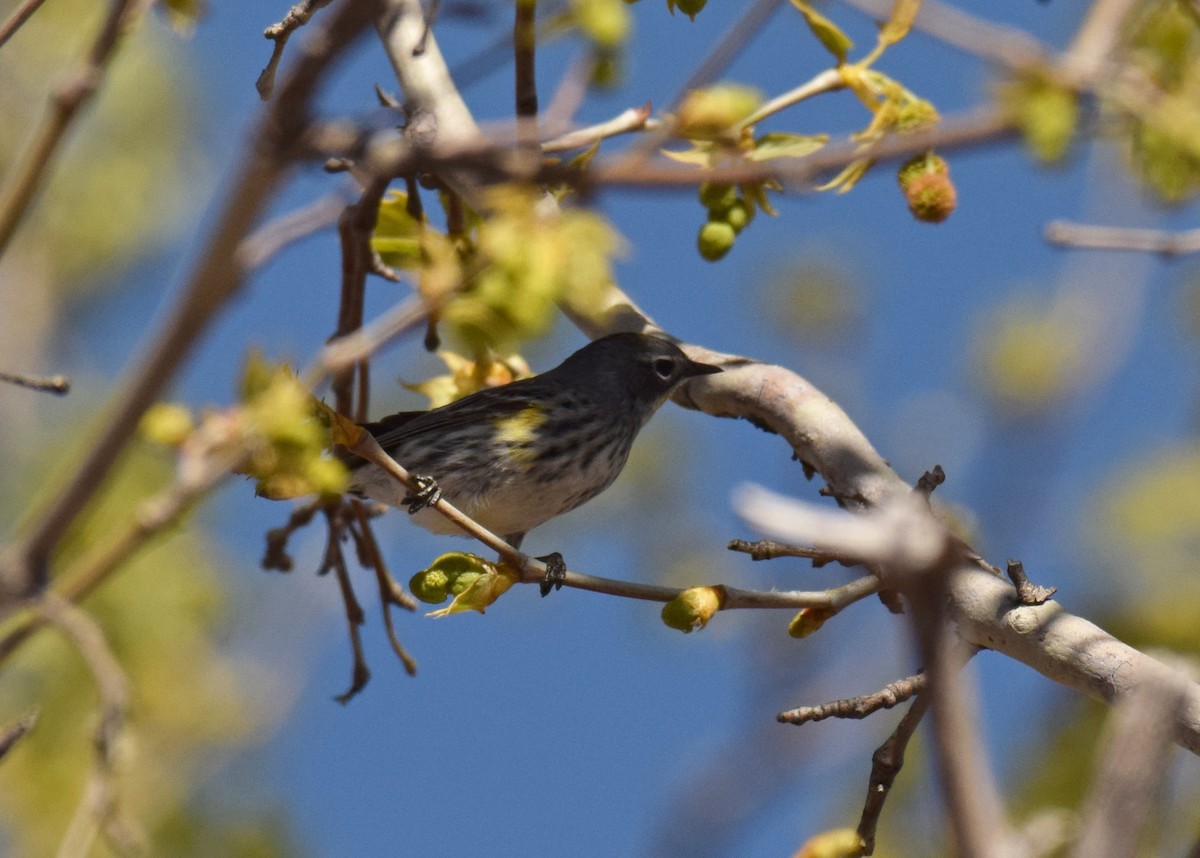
365;380;541;450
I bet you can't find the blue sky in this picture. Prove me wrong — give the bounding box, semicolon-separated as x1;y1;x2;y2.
59;0;1200;854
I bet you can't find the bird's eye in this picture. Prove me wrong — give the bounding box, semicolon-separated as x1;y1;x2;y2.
652;357;675;379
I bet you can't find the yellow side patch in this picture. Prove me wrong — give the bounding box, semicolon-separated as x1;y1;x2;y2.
493;406;546;465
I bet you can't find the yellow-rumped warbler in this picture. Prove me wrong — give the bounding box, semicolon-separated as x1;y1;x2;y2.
344;332;721;594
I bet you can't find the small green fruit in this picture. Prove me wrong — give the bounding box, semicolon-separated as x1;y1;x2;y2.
698;181;737;214
724;199;753;233
697;220;735;262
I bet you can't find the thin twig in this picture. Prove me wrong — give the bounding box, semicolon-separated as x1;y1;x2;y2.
332;175;392;418
0;369;70;395
41;593;143;858
0;0;49;50
728;537;864;568
237;191;349;271
349;501;418;676
0;710;38;761
256;0;335;100
738;68;846;130
1045;221;1200;256
909;577;1013;857
513;0;537;120
856;694;930;854
0;0;144;258
262;500;324;572
620;0;783;164
0;0;382;605
541;104;654;153
1069;658;1192;858
305;294;428;384
323;507;371;704
778;672;926;725
345;428;880;609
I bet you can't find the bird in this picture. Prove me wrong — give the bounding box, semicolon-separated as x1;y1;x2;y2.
342;332;722;594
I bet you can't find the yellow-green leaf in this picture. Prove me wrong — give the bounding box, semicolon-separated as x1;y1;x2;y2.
789;0;854;64
817;157;874;194
877;0;922;48
748;132;829;161
427;562;517;616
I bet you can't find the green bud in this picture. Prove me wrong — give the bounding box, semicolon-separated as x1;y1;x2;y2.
661;586;724;632
698;181;737;214
697;220;735;262
787;607;834;639
674;0;707;21
410;569;451;604
140;402;194;446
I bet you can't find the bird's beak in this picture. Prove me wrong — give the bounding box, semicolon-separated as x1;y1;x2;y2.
683;358;722;378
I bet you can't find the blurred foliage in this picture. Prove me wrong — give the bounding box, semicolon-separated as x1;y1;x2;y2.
402;348;531;409
1090;443;1200;653
372;186;620;353
973;298;1086;419
761;256;862;342
0;1;299;852
0;445;298;857
0;0;203;293
1122;0;1200;202
998;73;1079;165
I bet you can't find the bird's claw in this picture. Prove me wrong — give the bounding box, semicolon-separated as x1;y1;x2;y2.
537;552;567;597
402;475;442;514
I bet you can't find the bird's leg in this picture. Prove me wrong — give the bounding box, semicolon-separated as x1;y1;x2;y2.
402;475;442;514
503;535;566;597
536;552;567;597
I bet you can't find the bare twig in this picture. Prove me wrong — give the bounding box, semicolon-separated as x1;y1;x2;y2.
0;0;145;258
857;694;930;854
345;427;880;609
256;0;335;100
738;68;846;130
0;0;49;50
541;104;654;153
237;191;349;271
332;175;393;419
322;507;371;704
304;294;428;384
734;485;952;577
0;710;38;761
513;0;537;121
1005;559;1056;606
839;0;1050;71
910;579;1014;858
262;500;324;572
1069;658;1193;858
349;501;418;675
41;593;143;858
0;0;382;605
0;369;70;395
778;672;926;725
1045;221;1200;256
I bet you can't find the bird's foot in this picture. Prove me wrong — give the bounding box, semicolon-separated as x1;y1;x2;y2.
537;552;567;597
402;475;442;514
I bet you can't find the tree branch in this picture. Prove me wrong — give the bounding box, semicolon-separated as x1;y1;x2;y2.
0;0;384;606
0;0;49;50
0;0;146;257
